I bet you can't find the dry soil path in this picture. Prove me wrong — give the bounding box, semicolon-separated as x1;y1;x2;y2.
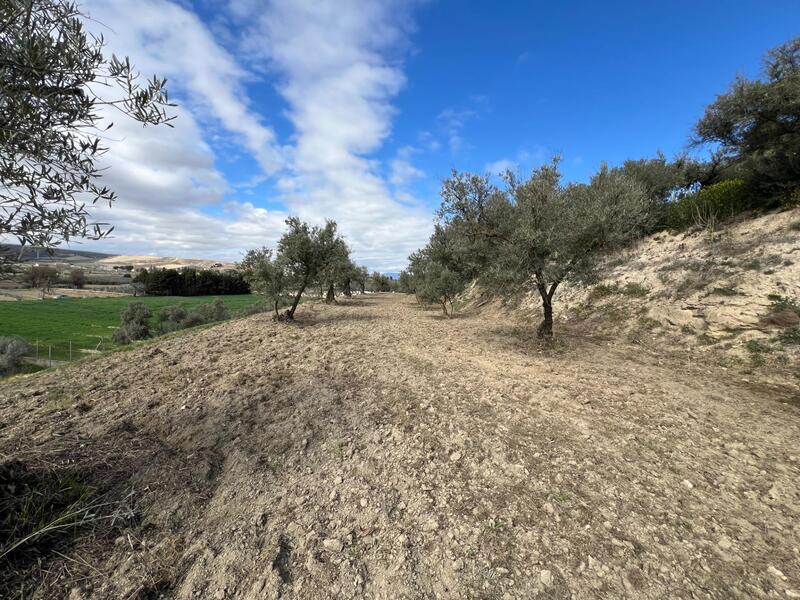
1;294;799;599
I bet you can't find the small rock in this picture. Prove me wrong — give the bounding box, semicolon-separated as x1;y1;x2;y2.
768;565;787;581
360;498;368;508
323;538;344;553
540;569;553;587
449;451;462;462
681;479;694;490
718;536;733;550
543;502;555;515
422;518;439;532
588;555;602;571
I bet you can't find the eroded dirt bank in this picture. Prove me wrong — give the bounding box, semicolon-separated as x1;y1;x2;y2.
1;294;798;599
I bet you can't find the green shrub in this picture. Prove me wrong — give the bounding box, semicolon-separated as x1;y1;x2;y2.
710;286;738;296
155;305;189;334
0;336;31;376
153;299;230;335
667;179;750;230
768;294;800;315
779;327;800;345
112;302;151;344
746;339;772;354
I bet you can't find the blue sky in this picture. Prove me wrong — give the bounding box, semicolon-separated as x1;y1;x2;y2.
79;0;800;270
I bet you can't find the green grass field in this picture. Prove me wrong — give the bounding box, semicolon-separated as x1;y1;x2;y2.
0;295;259;361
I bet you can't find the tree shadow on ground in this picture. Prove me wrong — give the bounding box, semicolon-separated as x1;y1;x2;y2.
487;320;612;359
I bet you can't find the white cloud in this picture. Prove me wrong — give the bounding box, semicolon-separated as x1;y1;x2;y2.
85;0;285;175
56;0;436;271
436;107;477;153
484;159;518;175
227;0;433;271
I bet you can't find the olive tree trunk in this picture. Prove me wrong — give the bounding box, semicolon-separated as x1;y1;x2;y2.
325;283;336;304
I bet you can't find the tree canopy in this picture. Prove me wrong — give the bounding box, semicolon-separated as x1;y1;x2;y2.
1;0;174;255
693;36;800;198
242;217;370;320
403;160;651;336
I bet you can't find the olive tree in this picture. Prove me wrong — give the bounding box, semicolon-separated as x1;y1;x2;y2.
70;268;86;289
239;247;288;317
693;36;800;199
275;217;346;320
22;265;58;298
434;160;651;337
319;239;351;304
415;260;462;316
1;0;174;256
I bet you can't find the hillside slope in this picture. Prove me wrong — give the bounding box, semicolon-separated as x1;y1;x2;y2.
516;208;800;364
1;294;798;599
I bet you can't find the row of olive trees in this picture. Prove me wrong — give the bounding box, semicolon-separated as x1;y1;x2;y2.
401;162;653;336
18;266;86;298
240;217;377;320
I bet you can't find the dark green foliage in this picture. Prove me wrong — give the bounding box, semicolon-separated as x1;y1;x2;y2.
0;336;30;376
154;305;189;333
69;268;86;289
240;248;288;316
133;267;250;296
0;0;173;252
276;218;348;318
693;37;800;201
414;262;462;315
398;271;415;294
370;271;393;292
21;265;58;296
666;179;750;229
768;294;800;316
112;301;151;344
779;327;800;345
607;154;713;228
154;299;228;334
409;160;651;336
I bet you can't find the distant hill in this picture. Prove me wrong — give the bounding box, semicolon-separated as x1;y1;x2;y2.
0;244;115;263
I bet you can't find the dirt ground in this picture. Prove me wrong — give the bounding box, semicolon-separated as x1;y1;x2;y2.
1;294;799;599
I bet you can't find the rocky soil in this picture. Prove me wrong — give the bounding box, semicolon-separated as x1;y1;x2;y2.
554;207;800;358
1;294;799;599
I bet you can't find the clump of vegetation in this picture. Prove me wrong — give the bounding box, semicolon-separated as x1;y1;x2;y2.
151;299;230;336
112;302;152;344
0;336;31;376
404;161;652;337
21;265;58;299
133;267;250;296
666;179;750;230
763;294;800;329
693;38;800;202
746;339;772;354
241;217;376;320
588;282;649;301
768;294;800;315
69;269;86;289
778;327;800;345
710;286;739;296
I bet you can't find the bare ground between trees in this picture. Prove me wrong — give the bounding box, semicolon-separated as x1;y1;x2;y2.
1;294;799;599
